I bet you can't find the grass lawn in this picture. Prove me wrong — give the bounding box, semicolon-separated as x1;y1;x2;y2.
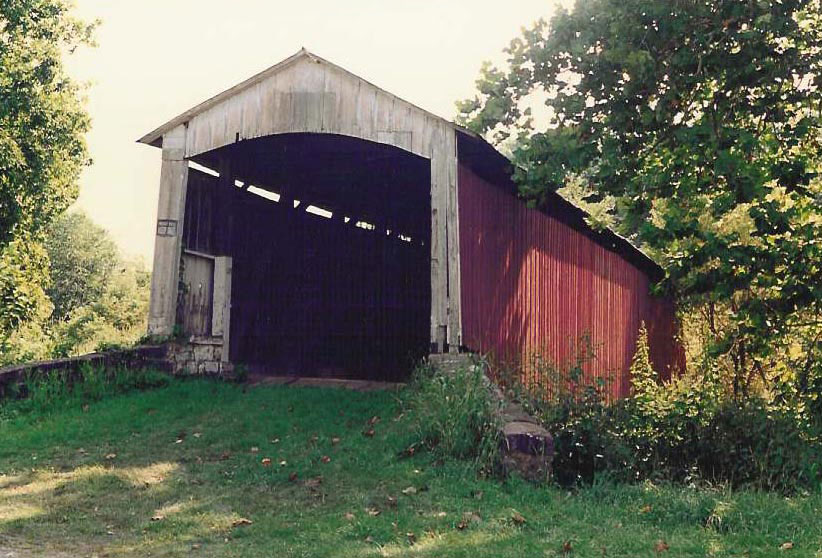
1;379;821;557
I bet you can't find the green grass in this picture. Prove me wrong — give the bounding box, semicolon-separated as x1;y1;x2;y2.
1;379;821;557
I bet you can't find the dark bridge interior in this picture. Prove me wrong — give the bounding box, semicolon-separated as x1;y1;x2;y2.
182;133;432;381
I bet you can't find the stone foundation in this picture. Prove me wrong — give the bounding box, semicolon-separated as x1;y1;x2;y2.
165;336;234;378
0;345;169;398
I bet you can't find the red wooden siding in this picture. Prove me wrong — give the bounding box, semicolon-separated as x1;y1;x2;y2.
458;163;682;400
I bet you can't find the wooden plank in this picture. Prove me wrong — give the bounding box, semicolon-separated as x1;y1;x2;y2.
213;256;231;339
334;67;358;136
321;65;341;133
446;128;461;350
429;122;449;351
181;252;214;336
375;90;393;134
355;78;377;143
221;256;232;362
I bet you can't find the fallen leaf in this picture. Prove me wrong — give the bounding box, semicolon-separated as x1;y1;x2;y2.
386;496;397;507
641;504;653;514
344;512;355;521
231;518;253;528
366;507;381;517
105;453;117;460
261;458;272;466
435;511;447;518
82;404;90;413
250;447;259;454
363;428;375;438
191;543;201;550
310;435;319;443
406;532;416;545
472;490;484;500
192;432;202;438
271;438;280;444
365;535;374;543
456;521;467;530
288;472;298;482
331;437;341;445
150;515;164;522
401;486;417;495
175;439;184;444
562;540;573;555
511;511;526;525
780;542;794;551
368;415;381;425
220;451;231;460
320;455;331;464
77;448;87;455
655;539;670;553
279;460;287;467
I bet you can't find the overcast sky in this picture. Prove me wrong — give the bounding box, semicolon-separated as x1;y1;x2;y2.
65;0;571;265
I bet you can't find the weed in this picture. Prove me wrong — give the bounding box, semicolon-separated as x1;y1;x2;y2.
405;360;501;475
0;363;171;419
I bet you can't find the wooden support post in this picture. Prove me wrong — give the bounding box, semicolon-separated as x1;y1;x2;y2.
148;125;189;336
429;124;453;353
216;157;234;255
446;129;462;352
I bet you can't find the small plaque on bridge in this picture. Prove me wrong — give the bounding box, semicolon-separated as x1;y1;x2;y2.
157;219;178;237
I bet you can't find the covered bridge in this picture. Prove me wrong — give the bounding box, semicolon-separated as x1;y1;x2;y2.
139;49;682;398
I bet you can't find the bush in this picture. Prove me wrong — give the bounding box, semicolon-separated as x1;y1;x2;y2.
405;360;501;474
509;326;822;492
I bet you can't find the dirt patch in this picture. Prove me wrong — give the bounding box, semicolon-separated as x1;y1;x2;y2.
0;535;88;558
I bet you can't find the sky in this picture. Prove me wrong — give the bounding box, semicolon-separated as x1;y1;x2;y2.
64;0;572;265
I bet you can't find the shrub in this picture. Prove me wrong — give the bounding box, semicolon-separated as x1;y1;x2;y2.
508;325;822;492
405;360;501;474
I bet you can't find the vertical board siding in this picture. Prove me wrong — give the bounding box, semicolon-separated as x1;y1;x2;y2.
458;163;682;400
180;252;214;336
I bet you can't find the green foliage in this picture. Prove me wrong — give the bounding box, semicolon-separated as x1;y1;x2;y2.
0;210;151;365
0;235;52;340
49;255;150;358
405;361;502;474
2;363;170;418
45;211;119;321
513;330;822;492
459;0;822;396
0;0;95;335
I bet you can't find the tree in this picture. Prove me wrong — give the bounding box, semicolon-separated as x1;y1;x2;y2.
45;211;118;321
0;0;95;335
50;256;150;358
458;0;822;396
0;210;150;364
